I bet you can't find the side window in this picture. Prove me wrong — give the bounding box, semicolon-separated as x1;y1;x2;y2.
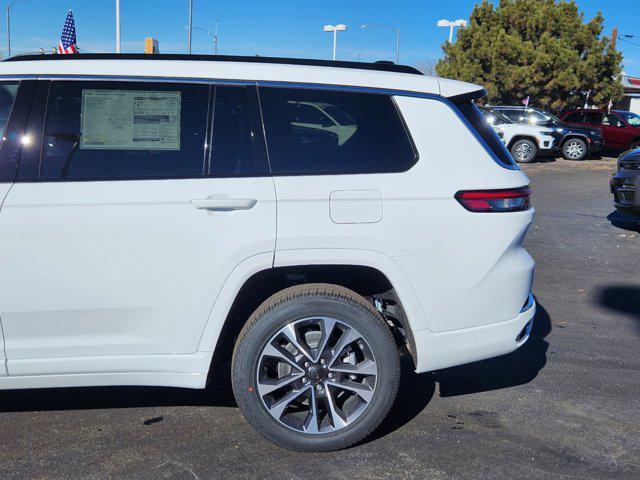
209;86;269;176
564;112;584;123
259;87;417;175
499;109;521;122
583;112;603;124
40;81;209;181
603;114;624;127
0;82;19;138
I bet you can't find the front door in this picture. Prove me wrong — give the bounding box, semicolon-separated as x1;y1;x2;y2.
602;113;628;149
0;80;275;373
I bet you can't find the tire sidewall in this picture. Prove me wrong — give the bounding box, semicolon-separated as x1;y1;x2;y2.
232;294;399;451
510;139;537;163
562;138;588;161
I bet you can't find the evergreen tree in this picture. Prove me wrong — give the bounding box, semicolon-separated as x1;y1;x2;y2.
435;0;624;112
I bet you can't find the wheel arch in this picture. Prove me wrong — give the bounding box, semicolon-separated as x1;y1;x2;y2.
507;135;539;150
199;253;428;375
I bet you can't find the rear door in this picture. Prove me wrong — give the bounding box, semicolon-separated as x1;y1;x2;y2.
0;79;30;376
0;79;275;373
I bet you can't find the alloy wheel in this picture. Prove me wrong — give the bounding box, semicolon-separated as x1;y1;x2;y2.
255;317;377;434
514;142;534;162
564;140;585;160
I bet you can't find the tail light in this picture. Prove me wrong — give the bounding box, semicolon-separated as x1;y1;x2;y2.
455;186;531;213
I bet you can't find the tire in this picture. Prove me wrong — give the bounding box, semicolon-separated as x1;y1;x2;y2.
232;283;400;452
510;139;538;163
561;138;588;161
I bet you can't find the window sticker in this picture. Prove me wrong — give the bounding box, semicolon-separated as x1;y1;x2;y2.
80;90;181;150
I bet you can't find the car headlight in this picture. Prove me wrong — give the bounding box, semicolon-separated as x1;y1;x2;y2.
555;128;565;133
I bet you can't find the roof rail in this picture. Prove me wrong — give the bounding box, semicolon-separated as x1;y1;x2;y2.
4;53;423;75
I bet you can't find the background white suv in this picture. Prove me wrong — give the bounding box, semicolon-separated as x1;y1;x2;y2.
0;54;536;451
480;106;556;162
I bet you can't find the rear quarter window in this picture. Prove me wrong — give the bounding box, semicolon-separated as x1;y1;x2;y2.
259;87;417;175
456;102;516;168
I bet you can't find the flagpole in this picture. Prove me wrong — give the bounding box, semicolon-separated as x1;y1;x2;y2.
187;0;193;54
116;0;121;53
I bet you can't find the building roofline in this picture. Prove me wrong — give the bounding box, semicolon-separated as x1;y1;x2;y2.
3;53;423;76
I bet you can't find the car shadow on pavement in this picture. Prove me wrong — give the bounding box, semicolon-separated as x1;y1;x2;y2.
607;210;640;233
435;300;551;398
366;301;551;443
0;361;237;413
596;285;640;333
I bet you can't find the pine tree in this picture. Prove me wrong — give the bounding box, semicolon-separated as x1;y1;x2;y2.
435;0;624;112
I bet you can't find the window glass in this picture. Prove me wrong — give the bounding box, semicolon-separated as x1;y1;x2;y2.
457;102;515;167
583;111;603;124
259;88;416;175
617;111;640;127
0;82;19;139
564;112;584;123
210;86;268;176
603;113;624;127
40;81;209;181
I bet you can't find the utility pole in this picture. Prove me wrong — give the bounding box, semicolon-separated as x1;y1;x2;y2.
115;0;121;53
6;0;28;58
187;0;193;54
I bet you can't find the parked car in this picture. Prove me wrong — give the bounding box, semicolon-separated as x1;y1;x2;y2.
0;53;536;452
479;106;556;163
610;148;640;214
561;109;640;151
491;105;603;161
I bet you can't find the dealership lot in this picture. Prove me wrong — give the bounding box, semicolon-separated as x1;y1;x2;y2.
0;158;638;480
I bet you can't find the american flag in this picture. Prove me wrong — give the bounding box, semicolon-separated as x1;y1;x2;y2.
58;11;78;54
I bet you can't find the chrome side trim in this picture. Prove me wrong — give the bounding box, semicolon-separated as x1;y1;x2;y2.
0;75;37;80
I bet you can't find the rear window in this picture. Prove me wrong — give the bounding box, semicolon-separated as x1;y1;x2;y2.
259;87;417;175
456;102;516;168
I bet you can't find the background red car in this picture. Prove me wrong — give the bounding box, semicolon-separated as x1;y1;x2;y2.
561;109;640;151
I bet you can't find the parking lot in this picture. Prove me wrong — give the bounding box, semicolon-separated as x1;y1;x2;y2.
0;157;639;480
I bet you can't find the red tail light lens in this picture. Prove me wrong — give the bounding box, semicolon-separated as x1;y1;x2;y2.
455;186;531;213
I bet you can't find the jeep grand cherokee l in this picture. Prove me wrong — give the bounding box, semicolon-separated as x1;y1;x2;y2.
0;53;535;452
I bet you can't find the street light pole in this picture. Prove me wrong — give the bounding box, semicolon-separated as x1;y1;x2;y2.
6;0;27;58
361;24;400;64
192;26;218;54
115;0;121;53
437;19;468;43
187;0;193;54
323;24;347;61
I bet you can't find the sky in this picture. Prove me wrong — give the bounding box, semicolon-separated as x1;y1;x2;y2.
4;0;640;77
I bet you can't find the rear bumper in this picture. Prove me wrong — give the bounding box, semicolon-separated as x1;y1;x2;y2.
413;293;536;373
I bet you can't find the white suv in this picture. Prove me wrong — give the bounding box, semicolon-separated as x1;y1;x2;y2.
480;107;556;162
0;54;535;451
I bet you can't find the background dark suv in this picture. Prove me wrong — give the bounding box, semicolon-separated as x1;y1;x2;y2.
491;106;603;161
561;109;640;152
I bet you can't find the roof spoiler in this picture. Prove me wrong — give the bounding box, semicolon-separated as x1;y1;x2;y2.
447;88;487;104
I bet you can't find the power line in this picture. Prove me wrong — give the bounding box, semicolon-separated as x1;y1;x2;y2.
619;37;640;48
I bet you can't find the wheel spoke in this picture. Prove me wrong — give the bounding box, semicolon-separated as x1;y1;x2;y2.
328;327;361;365
315;317;338;362
261;342;304;372
327;379;375;404
303;387;321;433
329;359;377;377
281;323;314;362
257;371;304;397
325;385;348;429
268;385;310;419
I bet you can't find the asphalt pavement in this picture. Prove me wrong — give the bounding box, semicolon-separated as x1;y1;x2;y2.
0;158;639;480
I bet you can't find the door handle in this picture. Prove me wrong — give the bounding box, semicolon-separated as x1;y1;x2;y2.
191;196;258;211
